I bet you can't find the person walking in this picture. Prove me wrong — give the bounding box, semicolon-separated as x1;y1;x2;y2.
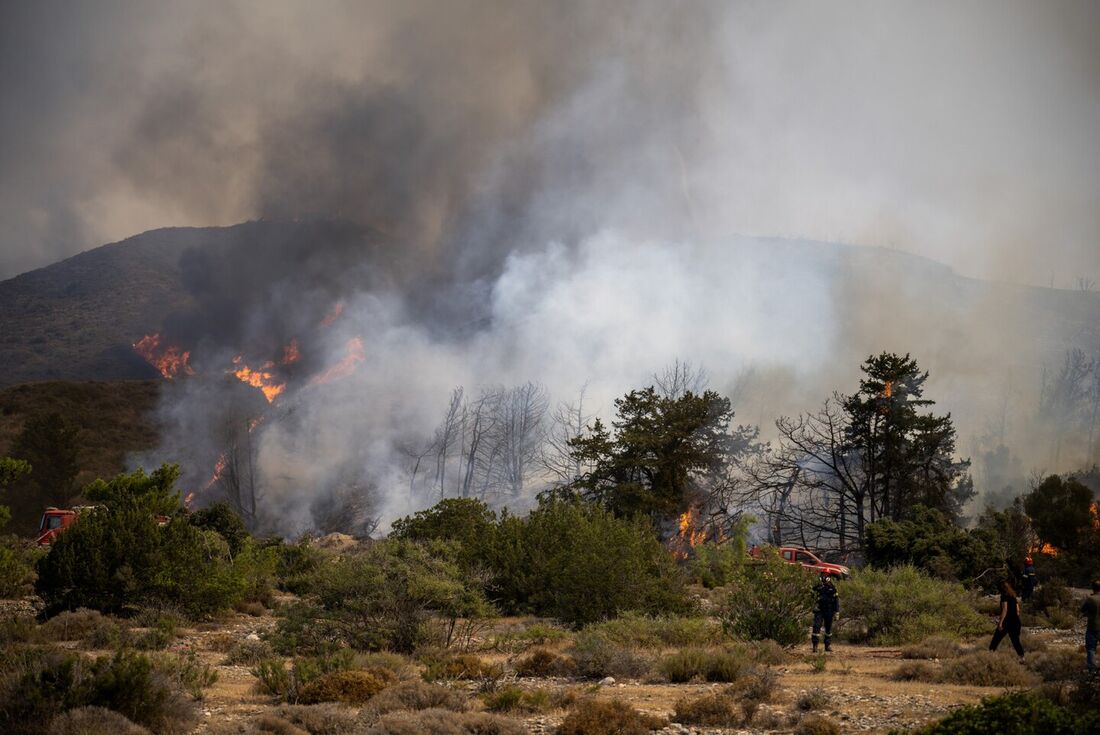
1081;579;1100;675
812;573;840;653
989;579;1025;661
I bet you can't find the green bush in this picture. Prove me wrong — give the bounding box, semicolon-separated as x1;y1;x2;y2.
420;653;502;682
0;536;38;599
35;465;268;618
840;566;987;644
865;506;998;582
486;499;692;625
482;686;552;713
489;622;569;652
188;502;251;556
0;647;197;735
390;498;497;570
274;540;326;594
570;631;654;680
281;539;494;653
907;691;1100;735
719;551;814;646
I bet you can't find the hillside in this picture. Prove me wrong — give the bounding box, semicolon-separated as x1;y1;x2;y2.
0;380;161;534
0;219;376;387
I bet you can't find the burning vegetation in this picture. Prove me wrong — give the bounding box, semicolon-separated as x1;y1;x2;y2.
132;333;194;379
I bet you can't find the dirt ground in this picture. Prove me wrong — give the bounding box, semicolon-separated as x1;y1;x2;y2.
168;608;1085;735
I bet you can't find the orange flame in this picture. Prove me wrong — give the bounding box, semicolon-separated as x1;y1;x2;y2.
230;356;285;403
672;507;707;559
882;380;893;398
133;333;195;379
183;491;195;507
309;337;365;385
203;454;228;491
320;302;345;327
281;339;301;365
1092;502;1099;530
1037;542;1059;558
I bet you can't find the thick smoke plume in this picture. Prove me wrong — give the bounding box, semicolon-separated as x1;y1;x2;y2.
4;2;1099;532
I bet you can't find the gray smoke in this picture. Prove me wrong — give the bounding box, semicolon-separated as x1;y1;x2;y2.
4;2;1100;531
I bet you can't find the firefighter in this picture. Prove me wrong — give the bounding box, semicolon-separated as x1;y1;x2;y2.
812;572;840;653
1021;556;1037;601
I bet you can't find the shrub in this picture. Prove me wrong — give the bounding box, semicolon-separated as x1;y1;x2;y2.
731;666;778;703
795;689;830;711
272;704;357;735
274;541;326;595
515;647;577;677
0;647;197;735
149;649;219;699
892;661;938;682
38;609;116;641
390;498;497;571
252;652;360;702
226;639;276;666
132;615;178;651
421;653;502;682
556;699;666;735
901;636;967;660
940;652;1040;687
482;686;552;713
297;669;398;705
865;506;998;582
719;551;814;646
353;652;414;679
570;632;654;679
795;714;841;735
365;709;526;735
47;706;152;735
489;622;569;652
292;539;494;653
689;536;749;589
360;680;468;718
1031;578;1074;616
486;499;692;625
1039;607;1077;630
265;602;345;656
909;691;1100;735
35;465;260;617
744;639;792;666
578;613;721;648
1027;648;1081;682
189;502;251;556
673;688;739;726
658;648;747;683
840;566;987;644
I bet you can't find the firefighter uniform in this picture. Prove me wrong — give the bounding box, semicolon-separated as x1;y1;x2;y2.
812;575;840;653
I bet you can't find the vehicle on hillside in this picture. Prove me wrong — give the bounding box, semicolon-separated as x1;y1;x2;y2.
749;544;850;578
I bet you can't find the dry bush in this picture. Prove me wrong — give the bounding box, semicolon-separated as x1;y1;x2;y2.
1026;648;1081;682
556;699;666;735
421;653;503;681
360;680;469;719
730;666;778;703
209;715;309;735
901;636;967;660
482;686;552;713
236;600;267;617
364;709;526;735
673;689;739;726
578;614;721;648
892;661;939;682
744;639;791;666
514;647;577;677
225;639;276;666
273;704;358;735
205;632;238;653
297;669;398;705
355;652;415;679
570;635;654;680
1037;607;1077;630
795;714;841;735
795;689;830;712
39;609;116;642
488;622;569;653
658;648;747;683
940;652;1040;687
47;706;151;735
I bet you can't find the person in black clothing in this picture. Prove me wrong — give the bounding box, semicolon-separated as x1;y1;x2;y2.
989;578;1024;661
812;573;840;653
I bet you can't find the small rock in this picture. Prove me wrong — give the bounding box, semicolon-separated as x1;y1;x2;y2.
245;632;260;641
599;676;615;686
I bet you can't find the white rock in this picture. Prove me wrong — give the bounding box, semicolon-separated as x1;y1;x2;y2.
599;676;615;686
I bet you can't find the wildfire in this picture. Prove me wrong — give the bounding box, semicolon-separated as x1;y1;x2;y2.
309;336;365;385
1037;542;1059;558
230;356;286;403
133;333;195;379
183;491;195;507
671;507;707;559
882;380;893;399
204;454;229;491
1092;502;1100;529
320;302;345;327
281;339;301;365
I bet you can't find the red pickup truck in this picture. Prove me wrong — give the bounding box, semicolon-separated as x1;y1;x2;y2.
749;545;850;578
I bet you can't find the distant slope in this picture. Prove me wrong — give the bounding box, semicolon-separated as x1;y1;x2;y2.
0;219;375;387
0;380;161;534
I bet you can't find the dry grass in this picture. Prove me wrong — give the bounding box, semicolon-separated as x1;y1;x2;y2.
360;680;469;718
47;707;152;735
794;713;841;735
364;709;527;735
672;688;740;726
514;647;577;677
901;636;967;660
296;669;398;705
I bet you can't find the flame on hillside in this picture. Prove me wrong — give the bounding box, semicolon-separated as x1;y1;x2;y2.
281;339;301;365
671;506;708;560
1036;542;1059;558
133;333;194;379
309;337;365;385
230;356;286;403
320;302;345;327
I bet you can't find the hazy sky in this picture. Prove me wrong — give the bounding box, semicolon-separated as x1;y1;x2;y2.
0;0;1097;285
